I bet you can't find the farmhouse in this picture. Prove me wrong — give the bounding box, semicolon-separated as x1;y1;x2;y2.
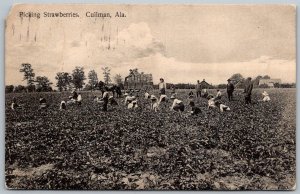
124;68;153;90
259;79;282;88
200;79;213;89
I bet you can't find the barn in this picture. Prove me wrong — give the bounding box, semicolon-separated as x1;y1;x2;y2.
259;79;282;88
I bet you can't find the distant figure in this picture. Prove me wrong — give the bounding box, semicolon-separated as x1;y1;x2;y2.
170;84;176;94
170;95;185;112
102;87;109;111
60;101;66;110
208;96;230;112
215;89;222;100
188;91;194;99
215;101;231;112
244;77;253;104
202;89;208;98
195;80;202;97
77;93;82;106
159;78;166;95
262;91;271;102
150;95;159;112
124;92;137;105
72;90;78;100
39;97;48;109
11;97;21;110
128;100;138;109
189;101;201;115
226;79;235;101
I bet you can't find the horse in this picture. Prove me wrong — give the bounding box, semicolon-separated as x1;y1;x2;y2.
95;81;122;98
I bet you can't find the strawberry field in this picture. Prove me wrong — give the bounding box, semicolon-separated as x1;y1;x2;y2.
5;88;296;190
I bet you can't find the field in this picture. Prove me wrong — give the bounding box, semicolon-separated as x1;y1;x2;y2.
5;88;296;190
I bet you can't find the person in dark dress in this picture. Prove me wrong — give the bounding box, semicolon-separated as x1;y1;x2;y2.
244;77;253;104
189;101;201;115
195;80;202;98
226;79;235;101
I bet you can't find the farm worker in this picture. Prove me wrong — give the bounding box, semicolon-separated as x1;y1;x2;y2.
60;101;66;110
72;90;78;100
189;101;201;115
170;84;176;94
202;89;208;98
158;94;168;105
215;89;222;100
101;87;109;111
39;97;48;109
11;97;21;110
170;95;185;112
262;91;271;102
226;79;235;101
124;93;136;105
109;96;118;106
208;96;216;108
215;101;231;112
150;95;159;112
195;80;202;97
188;91;194;99
128;100;138;109
67;96;76;105
77;93;82;106
159;78;166;95
244;77;253;104
144;91;150;99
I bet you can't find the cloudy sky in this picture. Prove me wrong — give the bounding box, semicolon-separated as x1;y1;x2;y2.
5;4;296;85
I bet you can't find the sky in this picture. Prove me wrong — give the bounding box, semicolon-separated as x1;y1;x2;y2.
5;4;296;86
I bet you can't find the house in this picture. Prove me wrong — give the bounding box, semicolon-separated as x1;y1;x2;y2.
259;79;281;88
200;79;213;89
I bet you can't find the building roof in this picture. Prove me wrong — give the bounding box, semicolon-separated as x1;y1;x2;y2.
259;79;282;85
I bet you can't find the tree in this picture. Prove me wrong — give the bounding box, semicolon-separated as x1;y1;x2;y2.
14;85;26;93
35;76;53;92
230;73;245;88
55;72;72;91
72;67;86;90
20;63;35;87
114;74;123;85
5;85;14;93
102;67;111;84
88;70;98;90
262;75;271;79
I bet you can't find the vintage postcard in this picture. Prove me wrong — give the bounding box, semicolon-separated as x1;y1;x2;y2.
5;4;296;190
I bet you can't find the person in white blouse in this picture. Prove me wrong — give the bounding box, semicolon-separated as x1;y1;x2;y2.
262;91;271;102
170;95;185;112
150;95;159;112
159;78;166;95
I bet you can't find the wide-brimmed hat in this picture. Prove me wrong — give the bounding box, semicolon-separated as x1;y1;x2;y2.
227;79;231;81
124;92;129;96
150;95;157;100
170;95;176;99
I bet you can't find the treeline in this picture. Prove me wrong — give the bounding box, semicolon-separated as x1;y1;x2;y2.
6;63;123;93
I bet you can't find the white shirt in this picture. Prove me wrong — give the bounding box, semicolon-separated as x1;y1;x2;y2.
159;82;166;90
171;99;182;109
208;98;216;108
102;91;109;98
158;95;168;104
216;91;222;97
77;94;82;102
144;92;150;99
124;96;136;105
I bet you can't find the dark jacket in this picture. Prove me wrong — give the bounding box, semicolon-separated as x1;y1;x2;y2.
244;80;253;95
227;83;234;92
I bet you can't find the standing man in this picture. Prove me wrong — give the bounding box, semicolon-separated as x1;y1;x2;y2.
226;79;235;101
159;78;166;95
195;80;202;98
244;77;253;104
